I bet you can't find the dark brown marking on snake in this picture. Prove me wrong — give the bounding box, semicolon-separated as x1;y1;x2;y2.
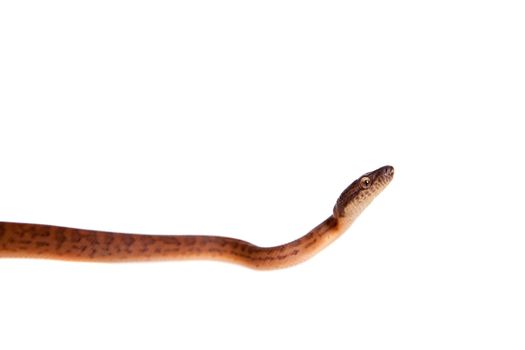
163;248;180;253
122;235;135;247
30;230;50;239
104;234;114;246
0;223;4;239
84;233;99;246
161;236;181;246
70;229;81;243
230;250;244;257
36;242;50;248
13;225;26;238
54;228;66;250
304;238;317;250
140;236;156;252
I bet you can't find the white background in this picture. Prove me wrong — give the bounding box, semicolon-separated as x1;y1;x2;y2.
1;1;524;349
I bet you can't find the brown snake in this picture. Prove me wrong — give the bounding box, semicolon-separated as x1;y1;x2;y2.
0;166;393;269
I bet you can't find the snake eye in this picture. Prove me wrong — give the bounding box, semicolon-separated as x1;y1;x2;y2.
360;177;371;189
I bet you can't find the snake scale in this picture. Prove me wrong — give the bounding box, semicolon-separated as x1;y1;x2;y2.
0;165;393;269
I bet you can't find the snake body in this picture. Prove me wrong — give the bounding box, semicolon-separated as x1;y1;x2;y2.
0;166;393;269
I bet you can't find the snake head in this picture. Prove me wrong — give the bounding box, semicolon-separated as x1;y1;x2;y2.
333;165;394;219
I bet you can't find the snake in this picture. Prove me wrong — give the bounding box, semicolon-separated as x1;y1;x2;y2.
0;165;393;269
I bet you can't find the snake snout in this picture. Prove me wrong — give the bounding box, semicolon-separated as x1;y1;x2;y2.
383;165;394;177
